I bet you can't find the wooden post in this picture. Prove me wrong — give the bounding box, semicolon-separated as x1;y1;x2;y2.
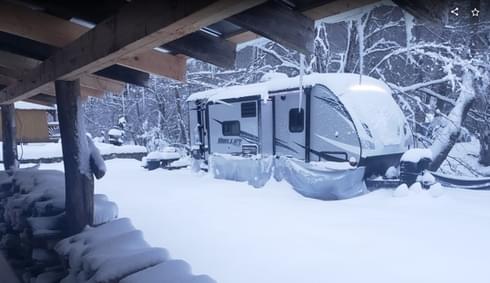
55;79;94;236
1;104;18;170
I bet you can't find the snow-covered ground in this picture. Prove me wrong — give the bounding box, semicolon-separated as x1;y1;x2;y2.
0;141;146;161
40;159;490;283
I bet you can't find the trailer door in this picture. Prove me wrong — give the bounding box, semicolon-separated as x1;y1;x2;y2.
273;91;306;160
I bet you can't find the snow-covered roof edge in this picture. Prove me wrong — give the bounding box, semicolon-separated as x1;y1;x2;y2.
14;101;55;111
186;73;391;102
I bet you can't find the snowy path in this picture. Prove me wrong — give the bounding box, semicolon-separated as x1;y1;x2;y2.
42;159;490;283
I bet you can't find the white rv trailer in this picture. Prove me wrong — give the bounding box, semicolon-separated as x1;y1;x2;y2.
187;73;413;176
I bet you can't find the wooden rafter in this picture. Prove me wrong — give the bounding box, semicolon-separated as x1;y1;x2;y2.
164;31;237;69
0;1;186;82
0;51;124;95
0;0;266;104
229;1;315;54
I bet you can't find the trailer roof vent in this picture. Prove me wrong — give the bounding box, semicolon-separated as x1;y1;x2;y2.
260;72;289;82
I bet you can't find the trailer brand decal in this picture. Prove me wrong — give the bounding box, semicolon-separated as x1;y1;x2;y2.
218;138;242;146
213;119;259;144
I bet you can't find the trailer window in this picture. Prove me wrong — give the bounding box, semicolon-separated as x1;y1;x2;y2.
241;102;257;118
289;108;304;133
222;121;240;136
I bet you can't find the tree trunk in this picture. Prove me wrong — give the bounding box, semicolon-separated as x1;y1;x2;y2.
430;72;476;171
479;127;490;166
174;89;188;145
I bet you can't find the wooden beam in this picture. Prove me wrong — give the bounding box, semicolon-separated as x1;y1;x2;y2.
1;104;18;170
229;1;315;55
0;1;187;81
164;31;237;69
118;51;187;82
227;30;260;44
26;94;57;106
0;0;265;103
55;79;94;235
80;74;125;94
0;74;16;87
0;52;124;94
302;0;380;20
95;65;150;88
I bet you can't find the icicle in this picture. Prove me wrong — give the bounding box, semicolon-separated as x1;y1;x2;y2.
298;53;305;110
357;20;364;85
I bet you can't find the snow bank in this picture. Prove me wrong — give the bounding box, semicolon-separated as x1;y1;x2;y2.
0;141;147;162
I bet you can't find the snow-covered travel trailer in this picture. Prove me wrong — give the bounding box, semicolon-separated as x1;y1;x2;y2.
187;73;413;177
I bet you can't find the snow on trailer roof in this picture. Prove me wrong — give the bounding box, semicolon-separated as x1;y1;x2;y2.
14;101;55;111
186;73;391;102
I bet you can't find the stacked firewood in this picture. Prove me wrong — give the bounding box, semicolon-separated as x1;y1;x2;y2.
0;167;118;282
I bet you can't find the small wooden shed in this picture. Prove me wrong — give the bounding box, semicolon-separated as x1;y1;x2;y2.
0;101;54;143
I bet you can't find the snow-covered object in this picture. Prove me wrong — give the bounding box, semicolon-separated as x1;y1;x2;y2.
409;181;423;192
274;157;366;200
87;137;106;179
188;73;412;157
108;128;124;137
429;182;444;198
400;148;433;163
393;183;409;197
93;195;118;226
385;166;399;179
146;147;181;161
14;101;55;111
209;154;274;188
0;141;147;162
421;171;436;187
53;216;213;283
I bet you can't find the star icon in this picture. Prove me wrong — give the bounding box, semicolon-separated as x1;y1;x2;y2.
471;8;480;17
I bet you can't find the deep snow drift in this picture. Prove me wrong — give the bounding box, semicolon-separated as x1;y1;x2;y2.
40;159;490;283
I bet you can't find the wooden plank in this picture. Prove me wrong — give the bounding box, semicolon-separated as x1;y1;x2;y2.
302;0;380;20
0;1;189;82
0;0;266;104
55;79;94;235
95;65;150;88
229;1;315;54
227;30;260;44
0;51;124;94
80;74;125;94
118;51;187;82
1;104;18;170
164;31;236;69
26;94;57;106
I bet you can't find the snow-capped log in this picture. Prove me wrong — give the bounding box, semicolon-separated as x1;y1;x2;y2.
430;72;476;171
87;136;107;180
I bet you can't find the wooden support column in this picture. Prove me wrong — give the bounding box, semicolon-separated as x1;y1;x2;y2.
55;79;93;236
1;104;18;170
